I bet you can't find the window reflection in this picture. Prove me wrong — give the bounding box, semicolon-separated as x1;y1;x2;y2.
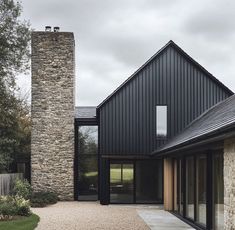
156;106;167;138
136;160;162;203
186;156;194;219
196;154;207;226
78;126;98;201
110;163;134;203
213;153;224;229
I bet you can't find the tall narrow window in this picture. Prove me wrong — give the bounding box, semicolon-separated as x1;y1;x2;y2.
78;126;98;201
196;154;207;226
186;156;195;219
213;153;224;229
156;106;167;138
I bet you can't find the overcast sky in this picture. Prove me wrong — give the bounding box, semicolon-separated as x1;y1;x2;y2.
17;0;235;106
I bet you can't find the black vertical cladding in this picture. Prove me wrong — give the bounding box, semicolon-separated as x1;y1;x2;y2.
98;42;232;156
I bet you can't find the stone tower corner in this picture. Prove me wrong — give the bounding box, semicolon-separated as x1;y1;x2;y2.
31;31;75;200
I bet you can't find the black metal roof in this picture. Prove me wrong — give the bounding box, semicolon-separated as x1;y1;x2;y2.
75;106;96;119
153;94;235;155
97;40;233;109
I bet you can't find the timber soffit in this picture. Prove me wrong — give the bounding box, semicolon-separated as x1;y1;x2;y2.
152;94;235;156
97;40;233;109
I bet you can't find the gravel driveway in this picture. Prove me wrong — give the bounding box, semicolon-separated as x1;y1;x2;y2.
32;202;149;230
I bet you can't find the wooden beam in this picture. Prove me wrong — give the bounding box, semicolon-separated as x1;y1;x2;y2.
164;158;173;210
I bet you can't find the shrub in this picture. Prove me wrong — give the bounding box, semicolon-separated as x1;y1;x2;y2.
30;192;58;207
0;195;31;219
0;196;17;217
13;179;32;200
14;196;31;216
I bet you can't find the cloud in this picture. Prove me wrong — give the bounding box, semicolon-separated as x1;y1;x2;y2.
183;0;235;40
18;0;235;106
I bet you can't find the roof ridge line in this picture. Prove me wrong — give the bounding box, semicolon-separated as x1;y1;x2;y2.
97;40;174;108
97;40;233;109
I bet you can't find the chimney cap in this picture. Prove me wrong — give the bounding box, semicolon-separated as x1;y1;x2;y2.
45;26;51;32
54;27;60;32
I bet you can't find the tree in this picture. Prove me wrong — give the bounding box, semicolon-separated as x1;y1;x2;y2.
0;94;31;172
0;0;31;172
0;0;30;88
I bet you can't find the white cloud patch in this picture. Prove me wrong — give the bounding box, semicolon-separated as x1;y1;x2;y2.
19;0;235;106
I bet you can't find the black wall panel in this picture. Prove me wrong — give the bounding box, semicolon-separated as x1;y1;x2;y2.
98;45;232;155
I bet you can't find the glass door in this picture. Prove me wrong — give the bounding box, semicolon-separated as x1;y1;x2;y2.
110;163;134;203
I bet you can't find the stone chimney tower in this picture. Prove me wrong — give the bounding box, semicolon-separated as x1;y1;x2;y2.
31;29;75;200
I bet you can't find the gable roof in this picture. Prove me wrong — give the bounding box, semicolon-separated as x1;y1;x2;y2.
97;40;233;109
75;106;96;119
153;94;235;155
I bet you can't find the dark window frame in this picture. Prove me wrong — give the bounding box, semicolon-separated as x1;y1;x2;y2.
76;124;99;201
171;150;223;230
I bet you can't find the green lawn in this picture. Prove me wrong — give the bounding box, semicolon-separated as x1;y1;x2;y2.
0;214;40;230
84;171;98;177
110;168;133;183
84;168;133;183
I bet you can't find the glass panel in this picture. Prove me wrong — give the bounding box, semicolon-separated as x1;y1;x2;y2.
213;153;224;229
186;156;194;219
110;163;134;203
78;126;98;201
110;164;121;184
156;106;167;138
136;160;163;203
17;163;26;175
196;154;207;226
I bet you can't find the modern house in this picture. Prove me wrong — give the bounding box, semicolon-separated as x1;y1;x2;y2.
31;29;235;229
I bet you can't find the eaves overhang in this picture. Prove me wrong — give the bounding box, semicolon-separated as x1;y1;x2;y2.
152;124;235;157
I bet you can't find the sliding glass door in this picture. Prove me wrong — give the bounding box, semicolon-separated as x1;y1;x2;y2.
136;161;162;203
173;152;224;229
109;160;163;204
110;163;134;203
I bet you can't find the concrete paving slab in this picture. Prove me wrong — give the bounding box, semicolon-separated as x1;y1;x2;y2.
138;209;195;230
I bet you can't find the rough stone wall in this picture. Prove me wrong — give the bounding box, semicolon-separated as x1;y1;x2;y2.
31;31;75;200
224;138;235;229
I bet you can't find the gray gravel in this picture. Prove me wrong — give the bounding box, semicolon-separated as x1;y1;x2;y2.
32;202;149;230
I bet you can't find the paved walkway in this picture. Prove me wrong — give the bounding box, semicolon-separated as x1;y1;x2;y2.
138;209;194;230
32;202;194;230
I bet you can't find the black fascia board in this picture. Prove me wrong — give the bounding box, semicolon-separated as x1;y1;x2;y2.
152;123;235;157
75;118;98;126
